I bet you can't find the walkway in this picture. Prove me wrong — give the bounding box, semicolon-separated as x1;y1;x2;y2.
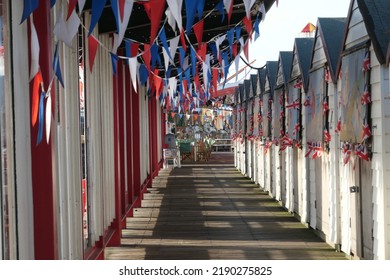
105;152;347;260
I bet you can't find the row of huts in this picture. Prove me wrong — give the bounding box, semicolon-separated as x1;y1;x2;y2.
232;0;390;260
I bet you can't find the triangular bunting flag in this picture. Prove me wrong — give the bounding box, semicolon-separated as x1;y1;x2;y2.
37;91;45;145
112;0;134;53
67;0;78;20
148;0;166;44
129;56;139;92
21;0;39;24
110;53;119;75
185;0;197;34
78;0;87;12
159;28;172;60
89;0;107;36
169;35;180;64
54;4;81;47
260;2;266;21
196;0;205;19
242;16;253;37
31;71;43;126
88;35;99;72
243;0;256;19
142;44;151;71
167;0;183;31
190;47;197;77
29;20;40;80
193;19;204;47
119;0;125;20
53;43;64;87
45;93;52;143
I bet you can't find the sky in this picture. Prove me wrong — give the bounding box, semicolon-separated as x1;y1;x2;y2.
231;0;351;82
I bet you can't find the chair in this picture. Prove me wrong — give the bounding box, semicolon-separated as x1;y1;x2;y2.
179;141;192;161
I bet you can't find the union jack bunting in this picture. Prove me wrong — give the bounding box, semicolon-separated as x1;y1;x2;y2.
293;78;302;89
335;118;342;133
360;84;371;105
324;129;331;142
286;98;300;110
311;142;322;159
355;144;370;161
303;96;310;107
362;50;371;72
362;121;372;142
323;100;329;114
324;67;330;83
342;142;352;165
292;123;300;136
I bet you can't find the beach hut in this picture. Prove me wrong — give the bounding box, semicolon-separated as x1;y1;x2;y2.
274;51;293;204
306;17;346;241
286;38;314;214
337;0;390;259
256;68;267;187
261;61;278;194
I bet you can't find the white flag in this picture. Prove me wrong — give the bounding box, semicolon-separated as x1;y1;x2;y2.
113;0;134;53
166;0;183;31
53;7;80;47
30;20;40;80
243;0;256;19
129;57;139;92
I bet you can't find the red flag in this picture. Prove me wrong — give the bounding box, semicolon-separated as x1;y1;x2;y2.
67;0;78;20
31;71;43;126
180;29;187;52
119;0;125;21
242;16;253;38
193;19;204;47
147;0;166;44
88;34;99;72
142;44;151;71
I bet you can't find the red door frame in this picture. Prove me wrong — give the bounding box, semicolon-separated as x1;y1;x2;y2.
30;1;57;260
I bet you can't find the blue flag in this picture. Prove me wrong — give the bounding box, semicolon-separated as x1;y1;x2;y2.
53;43;64;87
37;92;45;145
89;0;107;36
21;0;39;23
110;53;119;75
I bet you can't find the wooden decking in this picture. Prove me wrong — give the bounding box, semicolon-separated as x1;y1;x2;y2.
105;152;347;260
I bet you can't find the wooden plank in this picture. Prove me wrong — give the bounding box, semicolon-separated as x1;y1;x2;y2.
105;153;347;260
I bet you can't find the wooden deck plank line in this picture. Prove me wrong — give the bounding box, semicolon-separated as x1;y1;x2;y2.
105;153;346;260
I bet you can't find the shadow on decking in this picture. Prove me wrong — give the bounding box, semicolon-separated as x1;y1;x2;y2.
105;152;346;260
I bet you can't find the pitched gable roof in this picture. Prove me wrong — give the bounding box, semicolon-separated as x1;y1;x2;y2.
357;0;390;65
258;68;267;94
293;37;314;91
277;51;293;88
316;17;346;82
265;61;278;93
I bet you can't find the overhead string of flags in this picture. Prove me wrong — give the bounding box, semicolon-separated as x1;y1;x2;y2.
21;0;272;144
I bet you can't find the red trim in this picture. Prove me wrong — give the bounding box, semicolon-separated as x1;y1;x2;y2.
117;59;127;215
131;74;141;197
111;62;122;251
30;2;57;260
125;64;134;205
